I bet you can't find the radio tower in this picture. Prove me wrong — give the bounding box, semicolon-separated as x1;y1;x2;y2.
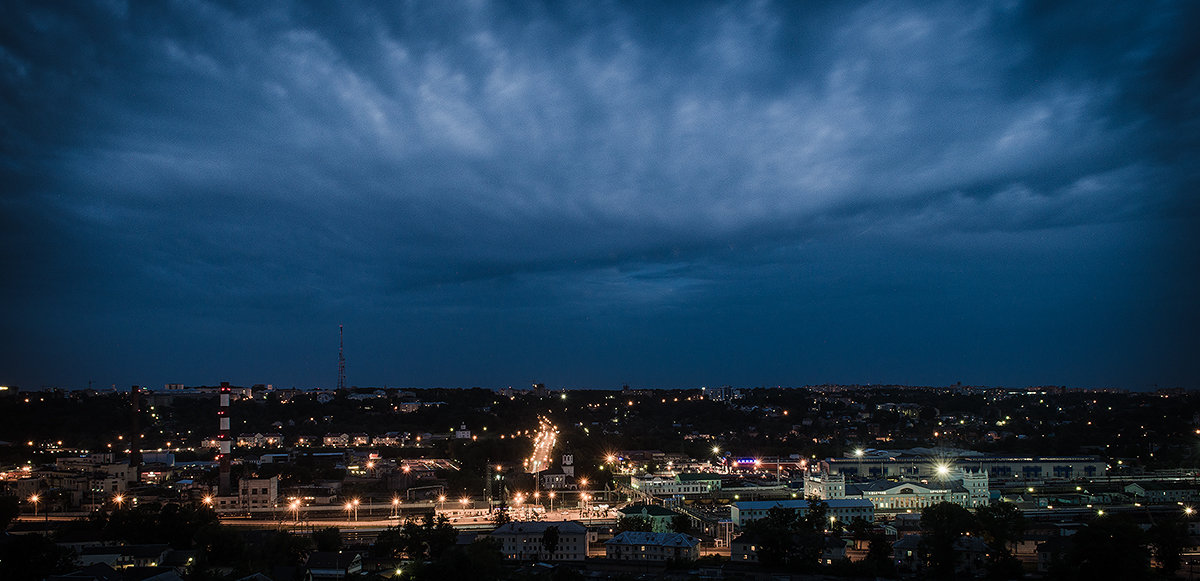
337;324;346;391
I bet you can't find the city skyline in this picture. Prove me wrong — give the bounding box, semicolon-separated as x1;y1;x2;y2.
2;2;1197;391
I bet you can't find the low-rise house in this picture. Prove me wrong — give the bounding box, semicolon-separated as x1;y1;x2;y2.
306;551;362;581
372;432;408;446
235;433;283;448
730;532;763;563
893;533;989;577
604;531;700;562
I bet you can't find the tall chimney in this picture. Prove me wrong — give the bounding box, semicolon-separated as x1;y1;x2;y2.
218;382;232;495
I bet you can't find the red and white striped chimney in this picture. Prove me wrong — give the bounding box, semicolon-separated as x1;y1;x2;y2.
217;382;232;496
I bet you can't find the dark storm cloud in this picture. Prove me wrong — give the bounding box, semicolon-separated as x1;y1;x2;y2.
1;1;1196;389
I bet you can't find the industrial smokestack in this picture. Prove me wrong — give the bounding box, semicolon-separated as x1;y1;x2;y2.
218;382;232;496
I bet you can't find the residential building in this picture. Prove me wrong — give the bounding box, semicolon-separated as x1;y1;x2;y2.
893;534;989;577
306;551;362;581
604;531;700;562
490;520;589;562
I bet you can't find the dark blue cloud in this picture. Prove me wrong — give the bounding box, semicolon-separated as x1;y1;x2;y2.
1;0;1196;389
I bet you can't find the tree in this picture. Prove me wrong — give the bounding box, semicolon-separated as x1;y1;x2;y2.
0;533;77;581
1064;515;1150;581
1147;518;1186;577
864;534;895;578
801;496;829;532
373;525;406;559
671;514;692;534
919;502;979;579
398;513;458;561
741;504;825;572
0;496;20;530
846;516;873;543
260;531;311;569
975;501;1025;579
492;508;512;527
615;516;653;533
194;523;245;566
311;527;342;552
416;538;505;581
542;525;560;560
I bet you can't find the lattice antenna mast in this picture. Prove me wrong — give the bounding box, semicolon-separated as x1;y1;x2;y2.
337;324;346;391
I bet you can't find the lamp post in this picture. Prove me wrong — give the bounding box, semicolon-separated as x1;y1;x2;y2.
391;497;400;518
578;478;588;514
548;491;555;514
29;494;39;519
290;499;301;523
114;494;125;510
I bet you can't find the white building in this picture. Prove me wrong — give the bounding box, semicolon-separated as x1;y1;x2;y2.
490;520;589;562
818;454;1104;482
805;470;989;511
235;433;283;448
213;476;278;513
631;474;717;497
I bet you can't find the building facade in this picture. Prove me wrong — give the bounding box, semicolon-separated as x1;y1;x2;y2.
731;498;874;527
819;455;1105;482
490;520;589;562
805;470;989;511
605;531;700;562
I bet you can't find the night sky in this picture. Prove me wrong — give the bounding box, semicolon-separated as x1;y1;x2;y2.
2;1;1197;391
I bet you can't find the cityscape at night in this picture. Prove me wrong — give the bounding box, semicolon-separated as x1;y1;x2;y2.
2;382;1200;579
2;1;1198;580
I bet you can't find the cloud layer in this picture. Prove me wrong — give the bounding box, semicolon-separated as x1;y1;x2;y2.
2;1;1197;389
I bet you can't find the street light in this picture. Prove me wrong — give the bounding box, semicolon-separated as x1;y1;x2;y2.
438;495;446;513
290;499;301;522
548;491;555;513
114;494;125;510
391;497;400;518
352;498;360;521
29;494;39;518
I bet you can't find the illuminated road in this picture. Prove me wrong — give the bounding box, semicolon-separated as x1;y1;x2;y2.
526;416;557;474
